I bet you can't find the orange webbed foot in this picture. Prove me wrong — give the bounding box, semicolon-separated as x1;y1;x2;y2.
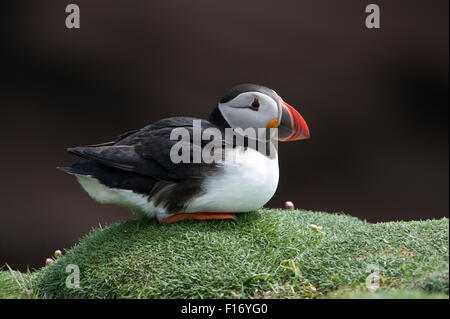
159;212;237;224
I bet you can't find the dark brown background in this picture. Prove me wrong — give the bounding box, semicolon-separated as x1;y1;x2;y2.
1;1;448;271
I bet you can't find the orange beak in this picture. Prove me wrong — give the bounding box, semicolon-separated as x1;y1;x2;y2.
277;101;310;141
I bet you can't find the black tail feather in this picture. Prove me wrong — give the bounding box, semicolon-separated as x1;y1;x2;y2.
57;160;157;194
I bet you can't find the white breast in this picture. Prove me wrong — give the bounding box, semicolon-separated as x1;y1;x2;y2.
184;147;279;213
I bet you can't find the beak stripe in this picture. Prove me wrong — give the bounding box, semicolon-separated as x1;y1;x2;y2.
281;101;310;141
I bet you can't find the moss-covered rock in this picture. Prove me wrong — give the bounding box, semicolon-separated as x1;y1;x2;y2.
25;209;448;299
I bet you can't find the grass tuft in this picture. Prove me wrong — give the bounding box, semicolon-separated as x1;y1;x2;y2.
0;265;37;299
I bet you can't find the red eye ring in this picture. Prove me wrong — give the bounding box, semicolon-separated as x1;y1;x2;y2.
250;98;260;110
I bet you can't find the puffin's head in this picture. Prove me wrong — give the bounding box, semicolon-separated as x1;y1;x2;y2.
214;83;310;141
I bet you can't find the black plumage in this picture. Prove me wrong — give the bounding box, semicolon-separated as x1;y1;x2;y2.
219;83;278;104
59;117;224;213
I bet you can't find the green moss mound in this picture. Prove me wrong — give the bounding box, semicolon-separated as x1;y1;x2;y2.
28;209;448;299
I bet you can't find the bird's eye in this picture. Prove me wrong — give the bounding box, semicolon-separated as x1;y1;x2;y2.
250;98;260;111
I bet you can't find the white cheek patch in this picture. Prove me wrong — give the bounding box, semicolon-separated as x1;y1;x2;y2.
219;92;278;130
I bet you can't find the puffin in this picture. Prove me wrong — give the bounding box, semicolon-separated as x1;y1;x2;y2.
58;84;310;223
